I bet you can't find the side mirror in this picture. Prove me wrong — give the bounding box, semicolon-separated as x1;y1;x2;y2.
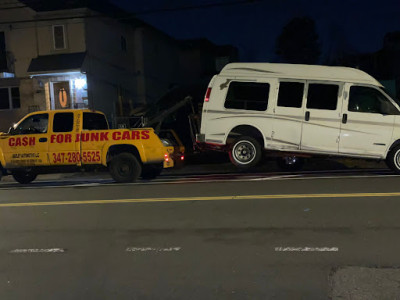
8;126;17;135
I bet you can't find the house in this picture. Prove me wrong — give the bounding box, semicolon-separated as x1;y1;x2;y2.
0;0;238;131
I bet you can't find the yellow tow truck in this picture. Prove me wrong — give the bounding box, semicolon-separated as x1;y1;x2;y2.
0;109;174;184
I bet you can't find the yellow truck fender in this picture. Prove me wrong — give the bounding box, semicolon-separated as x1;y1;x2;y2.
101;141;146;167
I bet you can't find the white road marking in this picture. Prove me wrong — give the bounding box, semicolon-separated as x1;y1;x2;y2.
274;246;339;252
9;248;65;253
126;247;181;252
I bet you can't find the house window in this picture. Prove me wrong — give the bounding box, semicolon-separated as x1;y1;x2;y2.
53;25;66;50
0;87;20;110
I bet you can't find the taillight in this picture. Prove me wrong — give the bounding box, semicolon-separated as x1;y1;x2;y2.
180;155;184;161
164;153;169;162
204;87;211;102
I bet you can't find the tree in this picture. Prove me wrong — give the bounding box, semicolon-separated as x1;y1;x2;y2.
275;17;321;64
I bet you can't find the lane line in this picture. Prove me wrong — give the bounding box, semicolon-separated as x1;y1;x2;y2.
275;247;339;252
126;247;181;252
1;191;400;208
9;248;65;253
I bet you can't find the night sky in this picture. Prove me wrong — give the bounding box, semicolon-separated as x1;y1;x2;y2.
111;0;400;62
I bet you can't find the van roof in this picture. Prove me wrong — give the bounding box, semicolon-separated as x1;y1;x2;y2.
220;63;382;87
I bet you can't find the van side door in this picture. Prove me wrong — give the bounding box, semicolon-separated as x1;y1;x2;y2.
339;84;397;157
301;82;343;153
270;81;306;150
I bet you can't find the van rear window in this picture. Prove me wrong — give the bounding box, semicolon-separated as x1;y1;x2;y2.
224;82;269;111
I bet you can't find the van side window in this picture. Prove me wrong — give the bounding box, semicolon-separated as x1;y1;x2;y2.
277;82;304;108
349;86;400;115
53;113;73;132
306;84;339;110
224;82;269;111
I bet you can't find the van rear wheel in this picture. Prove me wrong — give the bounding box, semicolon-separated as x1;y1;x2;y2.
386;145;400;174
229;136;262;169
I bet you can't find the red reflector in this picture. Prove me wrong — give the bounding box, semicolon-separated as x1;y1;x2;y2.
204;88;211;102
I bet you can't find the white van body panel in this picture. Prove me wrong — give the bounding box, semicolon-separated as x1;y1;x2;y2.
199;63;399;161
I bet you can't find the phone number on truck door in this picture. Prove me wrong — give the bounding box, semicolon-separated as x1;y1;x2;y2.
52;151;101;164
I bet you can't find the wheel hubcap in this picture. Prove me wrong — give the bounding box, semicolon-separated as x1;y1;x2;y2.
395;151;400;169
233;141;256;164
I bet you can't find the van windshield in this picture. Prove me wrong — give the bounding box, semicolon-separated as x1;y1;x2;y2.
380;87;400;106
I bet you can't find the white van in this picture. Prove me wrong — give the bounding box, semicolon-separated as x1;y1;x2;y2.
196;63;400;172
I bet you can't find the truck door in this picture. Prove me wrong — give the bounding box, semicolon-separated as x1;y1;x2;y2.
300;82;343;153
80;112;109;165
271;81;305;150
339;84;397;157
1;113;49;167
49;112;80;165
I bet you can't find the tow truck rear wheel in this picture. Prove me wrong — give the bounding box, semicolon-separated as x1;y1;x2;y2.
109;153;142;183
12;170;37;184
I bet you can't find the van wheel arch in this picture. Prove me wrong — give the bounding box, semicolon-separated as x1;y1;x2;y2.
227;125;265;148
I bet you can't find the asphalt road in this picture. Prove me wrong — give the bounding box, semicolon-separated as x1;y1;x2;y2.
1;172;400;299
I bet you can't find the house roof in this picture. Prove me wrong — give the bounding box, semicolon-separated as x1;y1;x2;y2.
27;52;86;74
221;63;383;87
19;0;126;16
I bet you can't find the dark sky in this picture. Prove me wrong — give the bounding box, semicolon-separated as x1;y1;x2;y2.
112;0;400;62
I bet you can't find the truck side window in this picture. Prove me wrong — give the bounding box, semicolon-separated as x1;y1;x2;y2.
53;113;73;132
224;82;269;111
277;82;304;108
13;113;48;135
306;84;339;110
349;86;400;115
83;113;108;130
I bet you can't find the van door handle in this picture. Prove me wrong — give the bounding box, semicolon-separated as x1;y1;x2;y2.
342;113;348;124
305;111;310;121
39;137;47;143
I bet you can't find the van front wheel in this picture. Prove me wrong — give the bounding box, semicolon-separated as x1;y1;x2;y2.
229;136;262;168
386;145;400;174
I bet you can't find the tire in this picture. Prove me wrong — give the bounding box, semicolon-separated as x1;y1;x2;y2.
141;163;163;180
276;156;304;171
109;153;142;183
229;136;262;168
12;170;37;184
386;145;400;174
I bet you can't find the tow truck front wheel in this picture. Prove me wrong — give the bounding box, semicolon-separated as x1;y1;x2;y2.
12;170;37;184
109;153;142;183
